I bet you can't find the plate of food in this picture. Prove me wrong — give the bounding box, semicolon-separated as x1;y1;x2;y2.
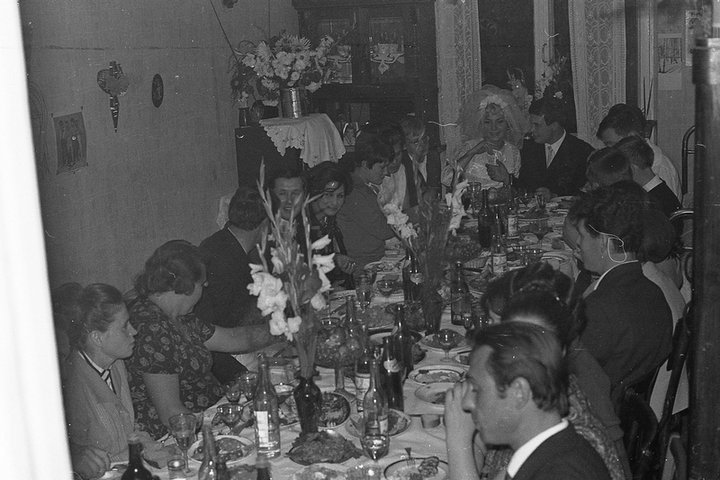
287;430;363;465
319;391;352;429
329;290;356;302
420;331;468;353
384;456;448;480
408;364;466;384
292;464;347;480
188;435;254;465
242;388;298;427
358;305;395;330
365;260;399;275
415;383;455;406
346;409;411;437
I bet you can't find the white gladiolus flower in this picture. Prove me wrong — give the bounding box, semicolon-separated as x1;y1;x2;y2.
312;253;335;274
310;292;327;310
311;235;331;251
287;316;302;334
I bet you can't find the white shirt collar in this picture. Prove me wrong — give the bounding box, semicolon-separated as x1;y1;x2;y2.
545;131;566;165
507;419;569;477
642;175;663;192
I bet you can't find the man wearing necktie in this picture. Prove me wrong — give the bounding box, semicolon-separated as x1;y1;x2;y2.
516;97;594;200
443;323;610;480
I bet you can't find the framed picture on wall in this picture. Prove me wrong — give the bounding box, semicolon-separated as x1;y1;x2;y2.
53;111;87;174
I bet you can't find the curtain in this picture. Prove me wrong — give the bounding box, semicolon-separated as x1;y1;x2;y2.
569;0;626;145
435;0;483;165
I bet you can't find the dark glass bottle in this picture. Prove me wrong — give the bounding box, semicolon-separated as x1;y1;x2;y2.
381;337;404;411
253;354;281;458
363;358;389;434
355;346;373;411
216;459;230;480
391;304;414;378
478;189;493;248
402;248;423;302
450;261;471;326
121;436;153;480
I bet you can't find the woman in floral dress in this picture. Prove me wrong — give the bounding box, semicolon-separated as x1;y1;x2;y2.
125;240;275;439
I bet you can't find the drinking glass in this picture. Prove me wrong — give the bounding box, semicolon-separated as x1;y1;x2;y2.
237;371;258;402
168;413;196;475
535;192;547;211
355;274;373;310
216;403;244;433
225;378;242;404
360;423;389;463
437;329;458;363
376;279;396;298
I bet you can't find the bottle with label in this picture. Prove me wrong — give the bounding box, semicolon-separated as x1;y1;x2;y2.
477;189;493;248
506;198;519;237
197;424;217;480
381;336;404;411
391;304;414;378
355;346;373;411
450;261;471;326
121;434;154;480
491;234;508;275
253;354;281;458
402;248;423;302
363;358;389;434
491;205;505;238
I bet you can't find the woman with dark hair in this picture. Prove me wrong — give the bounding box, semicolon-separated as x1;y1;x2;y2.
336;132;395;267
462;264;626;480
568;181;672;403
125;240;274;439
60;283;137;479
306;161;357;283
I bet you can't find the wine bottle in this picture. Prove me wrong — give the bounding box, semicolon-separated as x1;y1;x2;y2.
450;261;470;326
491;234;507;275
355;346;373;411
477;189;493;248
402;248;422;302
506;198;519;238
363;358;389;434
198;424;217;480
391;304;414;378
121;434;153;480
253;354;281;458
381;337;404;411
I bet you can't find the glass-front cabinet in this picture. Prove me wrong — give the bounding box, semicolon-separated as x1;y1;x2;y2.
293;0;439;150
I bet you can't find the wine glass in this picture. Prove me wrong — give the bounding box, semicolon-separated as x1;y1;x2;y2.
360;423;390;464
437;328;458;363
225;377;242;404
376;279;396;298
237;371;258;402
216;403;244;434
168;413;197;475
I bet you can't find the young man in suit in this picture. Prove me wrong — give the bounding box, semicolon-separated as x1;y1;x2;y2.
516;97;594;199
444;322;610;480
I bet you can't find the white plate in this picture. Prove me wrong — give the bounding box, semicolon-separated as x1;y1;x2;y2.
452;350;472;366
292;464;347;480
420;331;468;353
365;260;399;273
408;364;466;384
188;435;254;465
318;391;352;429
415;383;455;405
384;457;449;480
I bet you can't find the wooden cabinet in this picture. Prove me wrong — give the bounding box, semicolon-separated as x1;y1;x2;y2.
292;0;439;146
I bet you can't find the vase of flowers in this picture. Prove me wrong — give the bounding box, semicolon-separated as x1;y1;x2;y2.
242;32;335;116
247;163;336;434
383;181;468;333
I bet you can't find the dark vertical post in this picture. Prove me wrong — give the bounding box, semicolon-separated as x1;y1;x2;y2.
690;37;720;480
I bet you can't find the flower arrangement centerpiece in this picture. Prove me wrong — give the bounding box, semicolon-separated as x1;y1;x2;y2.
242;32;335;102
229;41;259;108
383;180;468;332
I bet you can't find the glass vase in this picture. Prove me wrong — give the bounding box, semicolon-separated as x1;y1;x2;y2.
293;374;322;435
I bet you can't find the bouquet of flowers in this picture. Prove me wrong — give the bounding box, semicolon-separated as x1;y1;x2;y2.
242;32;335;101
247;165;335;378
535;51;572;102
229;41;259;107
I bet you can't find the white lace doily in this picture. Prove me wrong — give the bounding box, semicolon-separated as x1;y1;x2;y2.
260;113;346;167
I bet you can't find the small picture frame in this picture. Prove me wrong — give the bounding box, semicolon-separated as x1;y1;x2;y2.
151;74;164;108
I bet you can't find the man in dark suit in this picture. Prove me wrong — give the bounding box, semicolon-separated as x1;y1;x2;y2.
517;97;594;199
195;186;269;384
444;322;610;480
615;135;680;217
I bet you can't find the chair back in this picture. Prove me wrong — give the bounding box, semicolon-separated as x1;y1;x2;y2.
619;390;659;479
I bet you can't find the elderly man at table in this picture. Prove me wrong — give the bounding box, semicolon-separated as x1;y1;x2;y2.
515;97;594;200
444;322;611;480
337;132;394;268
195;186;270;384
596;103;681;200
